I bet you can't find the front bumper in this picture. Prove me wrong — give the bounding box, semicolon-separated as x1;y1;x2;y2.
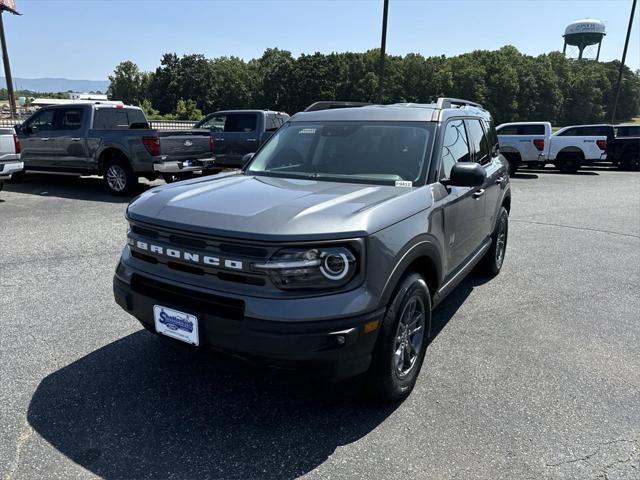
0;161;24;179
153;158;217;173
113;273;384;379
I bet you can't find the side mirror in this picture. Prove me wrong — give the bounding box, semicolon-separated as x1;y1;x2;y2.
241;153;255;169
449;162;486;187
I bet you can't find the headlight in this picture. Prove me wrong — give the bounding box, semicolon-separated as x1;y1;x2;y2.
254;246;357;290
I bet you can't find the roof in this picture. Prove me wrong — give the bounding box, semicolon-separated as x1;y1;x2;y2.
291;102;488;123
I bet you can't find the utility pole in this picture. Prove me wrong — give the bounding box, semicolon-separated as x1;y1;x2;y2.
377;0;389;104
611;0;637;124
0;2;19;119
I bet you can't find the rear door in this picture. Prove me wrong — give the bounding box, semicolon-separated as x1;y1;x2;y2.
467;118;505;239
438;119;487;275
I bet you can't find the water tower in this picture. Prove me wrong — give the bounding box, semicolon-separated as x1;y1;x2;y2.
563;19;606;60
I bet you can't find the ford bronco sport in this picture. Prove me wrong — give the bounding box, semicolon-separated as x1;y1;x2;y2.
113;98;511;402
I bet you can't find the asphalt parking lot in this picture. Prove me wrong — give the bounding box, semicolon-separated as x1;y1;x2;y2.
1;167;639;480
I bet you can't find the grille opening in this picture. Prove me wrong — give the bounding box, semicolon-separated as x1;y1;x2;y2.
130;274;244;320
168;261;205;276
131;226;159;239
169;235;207;249
131;250;158;264
220;244;269;258
218;272;266;286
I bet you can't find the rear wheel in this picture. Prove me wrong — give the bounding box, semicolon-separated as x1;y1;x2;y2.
479;207;509;276
7;170;24;183
619;151;640;171
103;159;137;195
367;273;431;403
555;153;581;174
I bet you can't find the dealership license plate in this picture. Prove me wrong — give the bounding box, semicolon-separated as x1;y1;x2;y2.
153;305;199;346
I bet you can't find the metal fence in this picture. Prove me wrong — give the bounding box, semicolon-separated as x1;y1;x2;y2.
0;118;198;130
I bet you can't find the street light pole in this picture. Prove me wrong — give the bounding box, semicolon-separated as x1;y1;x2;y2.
377;0;389;104
611;0;637;124
0;10;17;118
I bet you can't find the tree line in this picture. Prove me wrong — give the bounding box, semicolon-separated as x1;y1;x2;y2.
107;46;640;124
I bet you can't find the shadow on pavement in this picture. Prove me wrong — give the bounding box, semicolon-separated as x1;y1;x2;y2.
27;330;399;479
5;174;157;203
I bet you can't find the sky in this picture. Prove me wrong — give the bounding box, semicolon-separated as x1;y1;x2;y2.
2;0;639;80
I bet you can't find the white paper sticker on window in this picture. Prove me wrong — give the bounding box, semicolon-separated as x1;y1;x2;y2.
395;180;413;188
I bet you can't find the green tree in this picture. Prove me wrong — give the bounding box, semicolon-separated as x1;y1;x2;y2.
107;61;144;105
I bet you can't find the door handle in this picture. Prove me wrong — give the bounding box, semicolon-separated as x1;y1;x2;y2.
214;138;225;141
40;137;51;141
71;138;81;142
495;176;505;185
473;189;485;199
246;138;257;142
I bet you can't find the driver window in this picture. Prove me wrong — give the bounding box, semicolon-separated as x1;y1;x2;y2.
439;119;470;179
25;109;55;134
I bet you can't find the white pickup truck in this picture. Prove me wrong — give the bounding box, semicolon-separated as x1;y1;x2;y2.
497;122;608;174
0;127;23;193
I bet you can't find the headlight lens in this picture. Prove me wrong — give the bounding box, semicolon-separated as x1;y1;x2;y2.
254;246;357;290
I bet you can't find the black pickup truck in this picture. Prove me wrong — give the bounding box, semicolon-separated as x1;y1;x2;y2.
193;110;289;170
15;103;216;194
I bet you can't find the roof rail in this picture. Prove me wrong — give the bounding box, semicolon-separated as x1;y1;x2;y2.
304;101;372;112
436;97;483;110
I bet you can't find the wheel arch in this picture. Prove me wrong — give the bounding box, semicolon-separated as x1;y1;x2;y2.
556;146;585;160
98;147;131;175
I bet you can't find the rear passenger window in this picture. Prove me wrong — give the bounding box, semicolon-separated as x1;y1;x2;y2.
225;113;257;132
466;119;490;164
440;119;470;179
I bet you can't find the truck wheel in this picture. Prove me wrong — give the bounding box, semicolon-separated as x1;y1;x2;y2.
480;207;509;276
7;171;24;183
555;154;580;174
620;152;640;171
104;159;137;195
367;272;431;403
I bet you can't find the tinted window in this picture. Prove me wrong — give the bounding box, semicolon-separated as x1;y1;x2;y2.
93;108;148;129
497;125;518;135
440;119;470;179
266;114;279;130
519;124;545;135
248;122;433;184
483;119;499;154
617;126;640;137
57;108;84;130
467;119;490;164
225;113;257;132
25;109;55;132
558;126;610;137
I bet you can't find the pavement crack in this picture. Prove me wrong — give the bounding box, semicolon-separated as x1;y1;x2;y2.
546;438;639;471
511;218;640;239
3;422;34;480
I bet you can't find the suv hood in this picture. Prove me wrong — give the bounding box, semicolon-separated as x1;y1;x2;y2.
127;173;433;241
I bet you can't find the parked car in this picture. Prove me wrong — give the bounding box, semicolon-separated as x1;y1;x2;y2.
610;125;639;170
497;122;608;174
14;103;216;195
0;127;23;193
193;110;289;170
113;97;511;402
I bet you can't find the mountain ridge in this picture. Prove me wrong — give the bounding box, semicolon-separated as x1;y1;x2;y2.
0;77;110;93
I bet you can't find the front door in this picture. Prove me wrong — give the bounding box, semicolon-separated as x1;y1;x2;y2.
19;109;56;169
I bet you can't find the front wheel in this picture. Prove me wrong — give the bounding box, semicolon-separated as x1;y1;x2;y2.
103;159;137;195
479;206;509;276
619;151;640;171
367;273;431;403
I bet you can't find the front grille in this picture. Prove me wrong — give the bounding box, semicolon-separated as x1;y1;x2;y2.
130;274;244;320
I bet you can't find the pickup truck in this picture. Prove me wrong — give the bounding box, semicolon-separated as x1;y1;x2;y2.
193;109;289;170
0;127;23;193
15;103;216;195
113;98;511;402
497;122;608;174
604;124;639;171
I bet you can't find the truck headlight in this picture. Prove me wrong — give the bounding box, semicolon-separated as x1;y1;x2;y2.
253;246;357;290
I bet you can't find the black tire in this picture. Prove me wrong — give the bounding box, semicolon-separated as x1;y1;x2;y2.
555;154;581;174
103;158;137;195
7;170;24;183
0;180;3;192
620;151;640;171
367;272;431;403
504;153;521;176
479;206;509;276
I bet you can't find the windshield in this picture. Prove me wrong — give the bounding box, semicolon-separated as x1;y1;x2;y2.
246;121;434;185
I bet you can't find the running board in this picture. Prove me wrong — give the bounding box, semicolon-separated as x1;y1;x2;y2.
432;240;491;308
24;170;83;177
